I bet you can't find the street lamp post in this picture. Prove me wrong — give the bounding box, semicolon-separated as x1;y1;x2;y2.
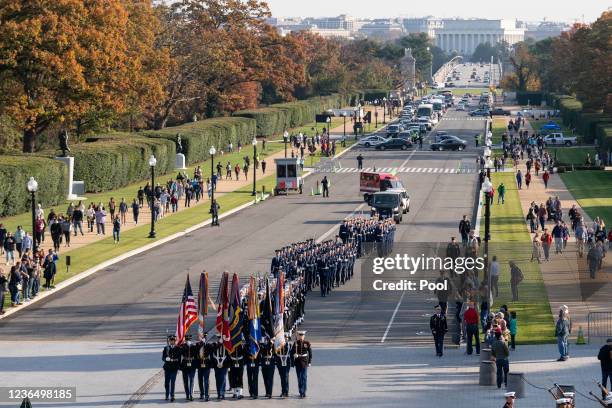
251;138;257;196
27;177;38;257
427;46;433;85
342;113;346;138
283;130;288;158
209;146;216;205
383;97;387;124
148;155;157;238
374;110;378;128
326;117;331;135
482;165;493;307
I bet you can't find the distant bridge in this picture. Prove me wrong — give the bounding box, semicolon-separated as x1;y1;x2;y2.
433;56;463;85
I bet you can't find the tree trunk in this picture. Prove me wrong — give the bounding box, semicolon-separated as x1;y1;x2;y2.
23;128;37;153
153;112;169;130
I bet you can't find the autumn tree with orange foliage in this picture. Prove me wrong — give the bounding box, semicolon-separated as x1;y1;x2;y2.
0;0;166;152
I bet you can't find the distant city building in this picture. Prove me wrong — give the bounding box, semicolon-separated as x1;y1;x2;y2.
358;19;404;40
434;19;526;55
304;14;355;31
402;17;443;37
524;21;570;41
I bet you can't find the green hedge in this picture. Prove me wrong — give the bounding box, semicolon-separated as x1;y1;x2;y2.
547;94;612;143
0;155;67;217
595;124;612;150
141;117;256;165
233;94;351;137
516;92;544;106
70;134;176;192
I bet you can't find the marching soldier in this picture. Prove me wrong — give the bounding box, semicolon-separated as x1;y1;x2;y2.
197;333;214;401
259;336;275;398
276;334;292;398
245;341;260;399
212;335;229;400
430;305;448;357
162;335;180;402
291;330;312;398
228;343;245;399
179;334;199;401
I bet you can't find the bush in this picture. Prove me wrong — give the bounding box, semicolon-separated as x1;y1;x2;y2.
142;117;256;164
69;134;176;192
0;155;67;217
233;94;349;136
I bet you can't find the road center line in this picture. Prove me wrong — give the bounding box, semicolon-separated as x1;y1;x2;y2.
381;290;406;343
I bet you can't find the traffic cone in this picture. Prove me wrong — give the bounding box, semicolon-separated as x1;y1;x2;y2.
576;326;586;345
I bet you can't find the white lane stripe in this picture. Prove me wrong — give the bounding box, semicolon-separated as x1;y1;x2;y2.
433;168;439;173
381;290;406;343
450;169;456;173
416;168;422;173
444;168;450;173
427;168;433;173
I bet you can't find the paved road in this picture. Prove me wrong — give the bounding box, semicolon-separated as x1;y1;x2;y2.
0;108;494;407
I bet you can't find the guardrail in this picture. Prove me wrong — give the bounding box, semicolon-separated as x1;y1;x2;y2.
587;312;612;343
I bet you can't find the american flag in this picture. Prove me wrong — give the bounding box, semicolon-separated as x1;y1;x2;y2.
176;275;198;345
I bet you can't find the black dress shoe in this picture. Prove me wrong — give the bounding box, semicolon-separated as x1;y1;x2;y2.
165;397;168;401
170;397;175;402
205;396;209;401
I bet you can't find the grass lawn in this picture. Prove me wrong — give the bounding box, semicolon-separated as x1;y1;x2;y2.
548;147;596;166
289;118;344;137
560;171;612;226
489;172;554;344
492;117;508;145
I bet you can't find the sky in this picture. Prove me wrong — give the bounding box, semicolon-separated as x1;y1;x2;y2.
264;0;609;23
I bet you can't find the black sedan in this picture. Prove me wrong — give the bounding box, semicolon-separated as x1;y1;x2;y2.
491;107;511;116
376;138;413;151
430;138;467;151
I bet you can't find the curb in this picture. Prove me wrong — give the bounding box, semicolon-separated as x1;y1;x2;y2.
0;142;359;321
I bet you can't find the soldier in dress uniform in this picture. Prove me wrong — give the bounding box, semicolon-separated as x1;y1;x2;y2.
276;333;292;398
228;343;245;399
245;339;260;399
197;333;214;401
162;335;180;402
291;330;312;398
259;335;275;398
430;305;448;357
179;334;199;401
318;255;329;297
212;335;229;400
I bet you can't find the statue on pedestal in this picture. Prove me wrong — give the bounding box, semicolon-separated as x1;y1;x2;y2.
176;133;183;154
58;130;71;157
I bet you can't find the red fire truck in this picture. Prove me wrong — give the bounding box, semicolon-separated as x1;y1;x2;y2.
360;172;404;203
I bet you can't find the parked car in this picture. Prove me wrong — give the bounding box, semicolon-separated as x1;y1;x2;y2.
430;138;467;151
357;135;387;147
543;133;577;146
490;107;510;116
375;138;413;151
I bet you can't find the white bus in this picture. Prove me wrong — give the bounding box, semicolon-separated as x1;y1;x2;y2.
417;103;434;118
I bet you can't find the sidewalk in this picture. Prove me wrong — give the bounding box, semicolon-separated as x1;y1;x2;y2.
329;106;392;135
513;118;611;335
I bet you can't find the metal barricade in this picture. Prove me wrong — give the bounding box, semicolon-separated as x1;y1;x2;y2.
588;312;612;343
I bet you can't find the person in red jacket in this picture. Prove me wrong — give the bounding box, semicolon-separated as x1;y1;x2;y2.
543;170;550;188
464;303;480;355
525;171;532;189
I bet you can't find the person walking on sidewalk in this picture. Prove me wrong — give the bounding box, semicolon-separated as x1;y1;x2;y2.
95;205;107;235
541;228;552;261
210;199;220;226
543;170;550;188
113;215;121;244
575;221;586;257
525;171;531;189
131;199;140;225
459;215;471;247
538;204;547;231
515;170;522;189
497;183;506;205
490;255;500;297
119;198;128;225
356;154;364;170
531;233;542;263
555;306;571;361
552;221;564;254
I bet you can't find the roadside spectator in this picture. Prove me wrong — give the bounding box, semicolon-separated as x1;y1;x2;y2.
541;228;552;261
0;268;6;314
137;186;145;208
0;223;6;255
35;216;46;246
491;331;510;389
552;220;564;254
95;205;107;235
50;218;62;252
14;225;24;258
9;261;28;306
508;311;517;351
515;170;522;189
42;249;58;290
61;216;72;247
464;303;480;355
4;232;16;264
543;170;550;188
531;233;542;263
86;204;95;233
597;338;612;398
509;261;523;301
525;171;531;189
555;306;571;361
108;197;116;220
113;215;121;244
21;233;33;256
132;199;140;224
119;198;128;225
73;201;85;236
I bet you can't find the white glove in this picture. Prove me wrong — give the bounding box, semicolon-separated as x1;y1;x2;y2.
165;357;170;362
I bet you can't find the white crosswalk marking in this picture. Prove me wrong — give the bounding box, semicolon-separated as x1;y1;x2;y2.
318;166;476;174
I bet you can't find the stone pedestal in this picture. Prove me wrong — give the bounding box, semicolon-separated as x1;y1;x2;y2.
175;153;186;170
507;372;525;398
55;156;85;200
